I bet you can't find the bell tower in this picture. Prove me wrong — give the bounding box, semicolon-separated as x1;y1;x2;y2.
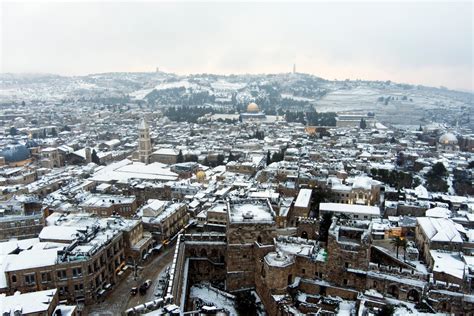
138;118;152;164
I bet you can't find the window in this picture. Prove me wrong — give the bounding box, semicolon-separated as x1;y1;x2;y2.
343;279;348;285
344;262;350;268
74;283;84;291
72;267;82;278
302;268;306;274
59;286;69;294
41;272;52;283
25;274;36;285
57;269;67;280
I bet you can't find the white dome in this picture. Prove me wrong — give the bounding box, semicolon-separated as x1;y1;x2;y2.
439;132;457;145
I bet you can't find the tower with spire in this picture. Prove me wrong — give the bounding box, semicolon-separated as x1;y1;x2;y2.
138;118;152;164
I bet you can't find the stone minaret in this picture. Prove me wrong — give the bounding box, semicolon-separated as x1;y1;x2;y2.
85;147;91;163
138;118;152;164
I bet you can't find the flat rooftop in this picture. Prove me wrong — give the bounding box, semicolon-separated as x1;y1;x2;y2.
227;199;275;224
320;203;380;216
294;188;312;208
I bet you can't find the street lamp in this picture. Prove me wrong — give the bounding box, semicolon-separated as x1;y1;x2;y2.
127;257;139;281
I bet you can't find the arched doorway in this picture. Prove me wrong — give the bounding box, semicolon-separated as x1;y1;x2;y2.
387;284;399;298
301;231;308;239
407;289;420;302
211;249;218;258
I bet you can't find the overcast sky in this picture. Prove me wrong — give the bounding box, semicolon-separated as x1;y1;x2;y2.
1;1;473;91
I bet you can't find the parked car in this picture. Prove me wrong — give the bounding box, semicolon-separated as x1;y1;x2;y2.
139;279;152;295
143;279;152;289
130;287;138;296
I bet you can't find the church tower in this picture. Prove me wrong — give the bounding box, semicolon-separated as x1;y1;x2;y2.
138;118;152;164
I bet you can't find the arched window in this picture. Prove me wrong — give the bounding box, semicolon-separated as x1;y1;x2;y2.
407;289;420;302
257;236;262;244
11;275;17;283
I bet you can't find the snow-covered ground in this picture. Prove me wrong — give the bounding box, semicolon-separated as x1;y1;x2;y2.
189;283;238;316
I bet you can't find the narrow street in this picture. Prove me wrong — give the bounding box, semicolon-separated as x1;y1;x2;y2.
87;242;176;315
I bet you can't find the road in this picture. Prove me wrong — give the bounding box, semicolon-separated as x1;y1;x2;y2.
87;242;175;315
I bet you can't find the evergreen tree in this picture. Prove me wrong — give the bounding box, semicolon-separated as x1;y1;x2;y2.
318;213;333;243
228;152;237;162
9;127;18;136
177;150;184;163
266;150;271;165
360;118;367;129
91;149;100;164
216;154;225;165
426;162;448;192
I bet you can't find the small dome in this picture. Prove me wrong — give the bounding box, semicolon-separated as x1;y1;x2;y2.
196;170;206;181
247;102;260;113
0;144;30;162
439;132;457;145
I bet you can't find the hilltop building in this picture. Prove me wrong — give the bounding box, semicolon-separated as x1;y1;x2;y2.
240;103;267;122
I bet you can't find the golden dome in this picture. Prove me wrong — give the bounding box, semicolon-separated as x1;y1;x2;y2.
196;170;206;181
247;102;260;113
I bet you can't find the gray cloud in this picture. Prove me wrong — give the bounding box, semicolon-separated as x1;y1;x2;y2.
1;1;472;90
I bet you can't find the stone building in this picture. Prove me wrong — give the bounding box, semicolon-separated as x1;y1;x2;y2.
150;148;179;165
0;288;78;316
40;147;63;169
79;194;138;218
139;199;189;242
415;217;464;264
225;199;277;291
327;176;381;206
291;188;312;218
0;211;45;241
2;213;150;304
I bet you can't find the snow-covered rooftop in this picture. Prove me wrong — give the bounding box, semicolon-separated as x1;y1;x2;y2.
228;199;275;224
417;217;464;243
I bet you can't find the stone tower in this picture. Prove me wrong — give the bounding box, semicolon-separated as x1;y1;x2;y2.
138;118;152;164
85;147;91;163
